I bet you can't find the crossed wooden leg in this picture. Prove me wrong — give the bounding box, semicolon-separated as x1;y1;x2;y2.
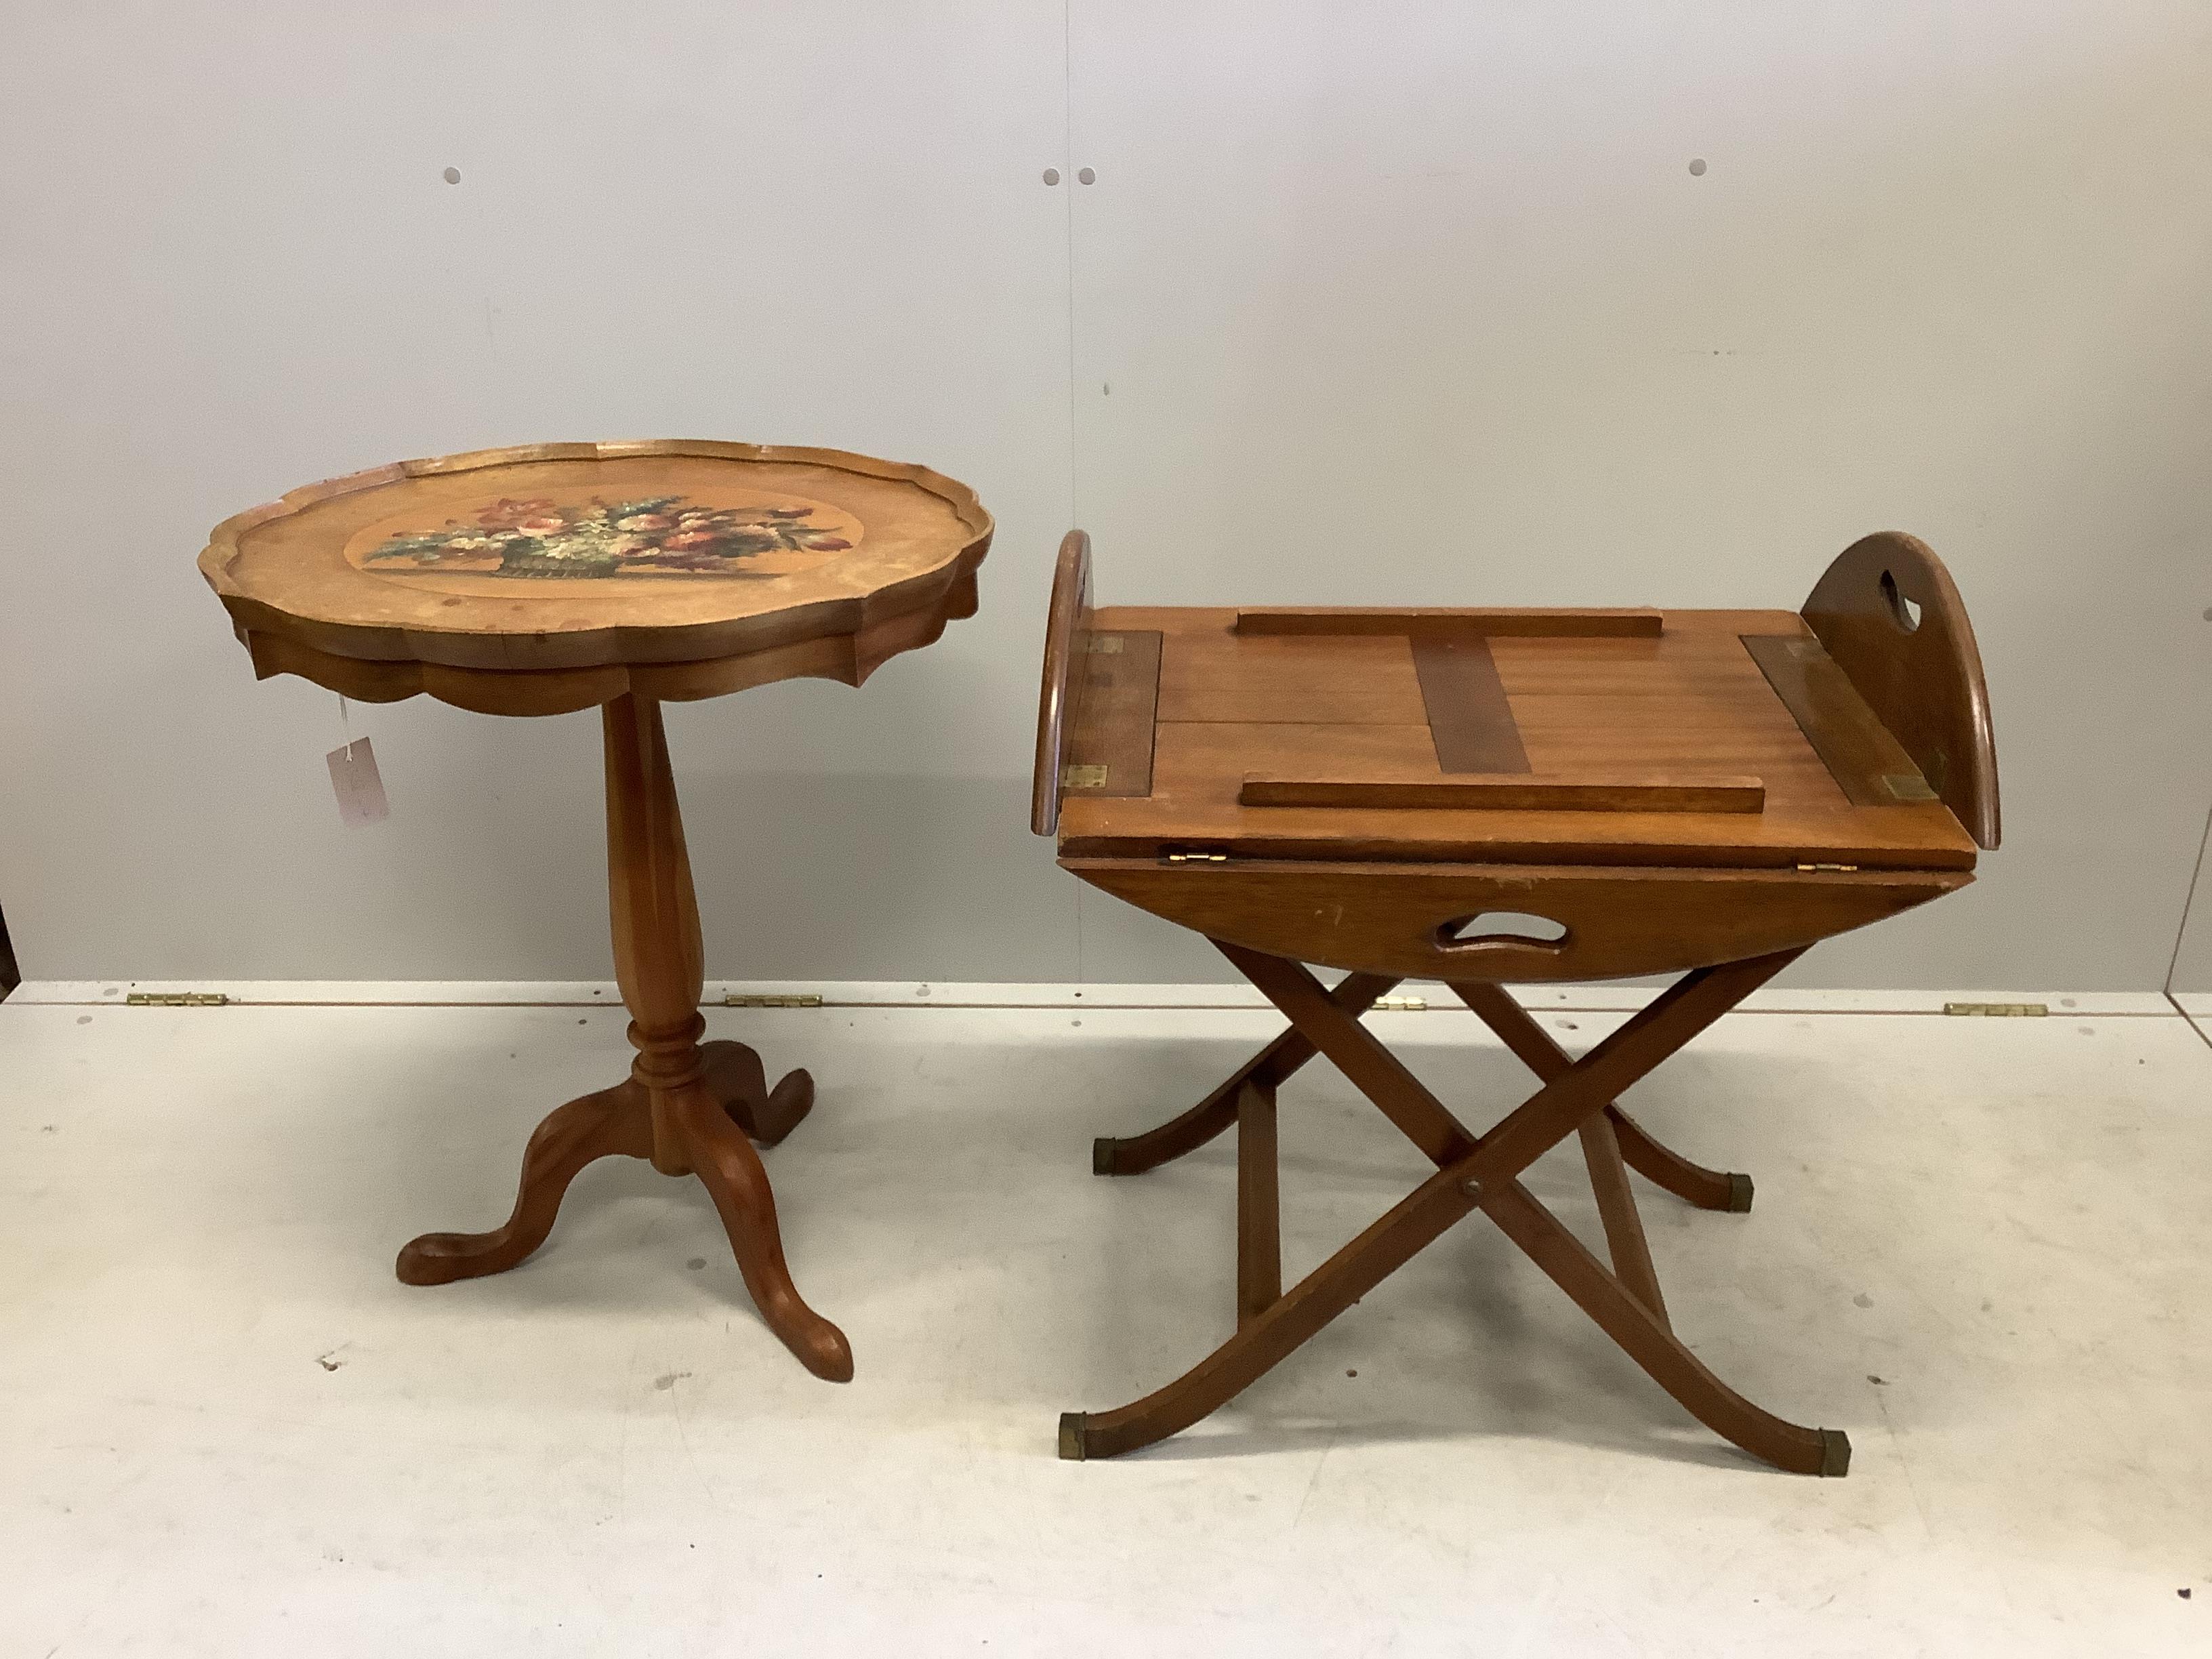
1063;942;1848;1474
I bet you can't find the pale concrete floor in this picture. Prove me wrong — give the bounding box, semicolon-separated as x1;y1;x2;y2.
2;992;2209;1656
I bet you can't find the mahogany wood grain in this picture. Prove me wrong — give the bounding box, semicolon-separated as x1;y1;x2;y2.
1157;632;1429;725
1412;633;1531;773
1237;773;1765;813
1235;1080;1282;1328
1800;532;2000;849
1575;1109;1669;1326
1235;607;1662;638
1060;602;1980;869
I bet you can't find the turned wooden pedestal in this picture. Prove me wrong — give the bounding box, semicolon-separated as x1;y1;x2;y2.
395;695;851;1380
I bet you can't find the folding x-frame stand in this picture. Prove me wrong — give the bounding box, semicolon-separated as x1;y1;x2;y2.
1059;940;1849;1475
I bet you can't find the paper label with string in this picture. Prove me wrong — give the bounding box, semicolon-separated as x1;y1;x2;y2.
327;737;390;827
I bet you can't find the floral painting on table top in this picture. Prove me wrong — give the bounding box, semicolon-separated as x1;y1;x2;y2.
354;493;860;579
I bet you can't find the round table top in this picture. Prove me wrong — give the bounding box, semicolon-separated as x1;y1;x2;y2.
201;441;991;714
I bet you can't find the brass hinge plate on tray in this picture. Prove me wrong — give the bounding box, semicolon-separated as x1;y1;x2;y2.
722;993;824;1009
1061;764;1109;789
1162;851;1229;865
1795;863;1860;873
125;992;229;1007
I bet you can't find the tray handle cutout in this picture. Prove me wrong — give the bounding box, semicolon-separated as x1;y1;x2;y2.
1435;910;1571;954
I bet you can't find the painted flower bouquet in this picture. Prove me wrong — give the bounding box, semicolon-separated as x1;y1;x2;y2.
365;495;854;579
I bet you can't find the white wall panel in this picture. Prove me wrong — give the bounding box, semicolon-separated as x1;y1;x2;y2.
1063;1;2212;988
0;2;1079;981
3;3;2208;991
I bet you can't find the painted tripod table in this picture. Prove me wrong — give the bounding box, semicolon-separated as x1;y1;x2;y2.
203;440;990;1378
1033;527;1999;1469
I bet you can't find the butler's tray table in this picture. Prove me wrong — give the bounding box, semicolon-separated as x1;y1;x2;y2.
203;440;990;1380
1031;528;1998;1469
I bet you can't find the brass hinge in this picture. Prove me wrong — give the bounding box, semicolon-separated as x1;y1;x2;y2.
1375;996;1429;1012
1061;764;1109;789
1883;773;1938;802
125;991;229;1007
1944;1002;2048;1018
722;993;824;1009
1163;851;1228;865
1795;863;1860;873
1084;635;1125;655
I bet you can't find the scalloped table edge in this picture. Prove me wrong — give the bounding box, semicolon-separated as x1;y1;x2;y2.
200;440;994;688
234;544;983;715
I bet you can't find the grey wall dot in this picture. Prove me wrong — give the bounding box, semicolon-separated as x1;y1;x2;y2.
442;167;462;185
1042;167;1061;185
2203;606;2211;621
1077;167;1097;185
1687;157;1708;176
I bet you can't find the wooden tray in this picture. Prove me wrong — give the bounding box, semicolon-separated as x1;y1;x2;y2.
1032;529;1998;982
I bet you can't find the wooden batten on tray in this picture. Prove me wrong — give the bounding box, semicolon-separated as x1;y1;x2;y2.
1231;607;1665;638
1236;773;1767;813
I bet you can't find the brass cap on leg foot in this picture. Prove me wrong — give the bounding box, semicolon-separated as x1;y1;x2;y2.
1059;1412;1089;1460
1725;1172;1755;1212
1818;1428;1851;1477
1091;1139;1120;1176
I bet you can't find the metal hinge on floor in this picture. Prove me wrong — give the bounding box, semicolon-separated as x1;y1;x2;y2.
125;991;229;1007
722;993;824;1009
1943;1002;2048;1017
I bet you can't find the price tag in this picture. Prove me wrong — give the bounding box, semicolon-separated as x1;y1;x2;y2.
326;737;390;827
